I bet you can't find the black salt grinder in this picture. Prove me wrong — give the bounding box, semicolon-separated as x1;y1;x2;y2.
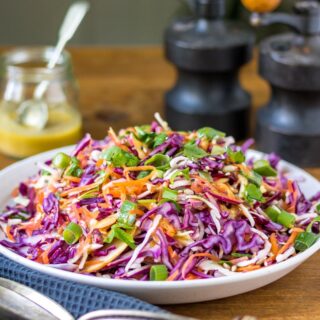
251;0;320;167
164;0;254;140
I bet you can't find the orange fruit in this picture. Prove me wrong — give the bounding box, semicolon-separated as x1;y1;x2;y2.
241;0;282;13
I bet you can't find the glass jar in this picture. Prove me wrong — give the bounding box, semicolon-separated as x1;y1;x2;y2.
0;47;82;158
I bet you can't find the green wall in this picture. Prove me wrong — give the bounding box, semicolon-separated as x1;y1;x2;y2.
0;0;295;46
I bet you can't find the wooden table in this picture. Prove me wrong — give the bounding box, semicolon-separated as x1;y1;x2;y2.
0;47;319;320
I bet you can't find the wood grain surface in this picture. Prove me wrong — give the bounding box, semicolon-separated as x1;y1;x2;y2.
0;47;319;320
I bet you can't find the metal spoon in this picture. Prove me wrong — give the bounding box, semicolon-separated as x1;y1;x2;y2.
17;1;90;130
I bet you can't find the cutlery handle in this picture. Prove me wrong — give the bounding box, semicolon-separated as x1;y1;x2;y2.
34;1;90;100
78;310;196;320
0;277;74;320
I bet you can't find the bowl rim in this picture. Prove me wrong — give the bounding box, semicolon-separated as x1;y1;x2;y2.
0;146;319;289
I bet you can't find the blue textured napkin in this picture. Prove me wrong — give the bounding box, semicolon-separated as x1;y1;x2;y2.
0;254;163;318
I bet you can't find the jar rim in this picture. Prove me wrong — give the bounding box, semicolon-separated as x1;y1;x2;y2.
1;46;72;81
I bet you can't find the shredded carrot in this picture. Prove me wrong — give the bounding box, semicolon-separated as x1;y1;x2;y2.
277;229;303;256
237;265;261;272
81;206;98;220
18;218;43;236
168;246;179;265
108;128;130;152
36;191;45;205
5;226;14;242
64;176;81;183
11;187;19;198
96;158;104;167
286;180;299;213
185;273;198;280
129;208;145;216
41;248;51;264
199;139;209;151
60;182;100;197
270;233;279;255
181;253;218;278
167;269;180;281
160;219;176;237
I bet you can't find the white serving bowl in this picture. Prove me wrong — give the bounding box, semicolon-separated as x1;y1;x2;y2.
0;146;319;304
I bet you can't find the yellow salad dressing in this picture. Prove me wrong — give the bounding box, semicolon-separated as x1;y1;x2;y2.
0;102;82;158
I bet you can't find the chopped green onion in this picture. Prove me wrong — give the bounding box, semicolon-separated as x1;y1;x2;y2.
104;228;115;243
138;125;151;132
11;212;29;221
52;152;71;169
100;146;139;167
145;154;170;170
137;199;157;206
211;146;226;156
104;225;136;249
134;126;156;147
183;141;208;159
134;127;167;148
265;205;296;228
170;168;190;184
150;264;168;281
65;157;83;177
265;205;281;221
242;171;262;187
137;170;150;179
227;149;245;164
41;169;51;176
78;187;100;200
294;232;318;252
198;170;213;182
277;211;296;228
231;253;252;258
118;200;137;227
63;222;83;245
218;260;233;266
253;160;277;177
306;216;320;232
162;187;178;201
153;133;167;147
135;126;149;140
156;170;164;178
113;228;136;249
245;183;264;202
197;127;226;140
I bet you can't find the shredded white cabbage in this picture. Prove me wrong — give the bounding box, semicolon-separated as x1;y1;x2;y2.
125;214;162;272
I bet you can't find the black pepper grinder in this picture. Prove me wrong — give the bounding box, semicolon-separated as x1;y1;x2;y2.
164;0;254;140
244;0;320;167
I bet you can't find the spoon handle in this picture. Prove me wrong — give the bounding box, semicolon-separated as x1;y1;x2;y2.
34;1;90;100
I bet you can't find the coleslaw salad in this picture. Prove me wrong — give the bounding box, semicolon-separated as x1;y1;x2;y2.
0;114;319;281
